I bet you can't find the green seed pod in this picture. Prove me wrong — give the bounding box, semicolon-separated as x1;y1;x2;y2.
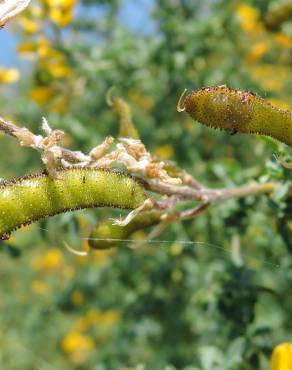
88;210;162;249
106;87;140;139
264;2;292;30
0;168;147;240
181;86;292;146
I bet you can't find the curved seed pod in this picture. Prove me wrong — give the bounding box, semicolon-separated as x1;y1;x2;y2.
182;86;292;147
264;2;292;30
0;168;147;240
88;210;163;249
106;87;140;139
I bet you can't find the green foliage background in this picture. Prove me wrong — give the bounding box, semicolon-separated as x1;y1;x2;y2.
0;0;291;369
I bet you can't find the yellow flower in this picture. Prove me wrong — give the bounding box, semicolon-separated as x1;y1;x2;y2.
73;309;119;331
61;331;94;363
46;61;72;78
61;331;95;353
30;86;54;105
17;41;39;55
32;248;64;271
154;144;174;160
268;99;290;110
45;0;77;27
246;41;269;64
274;33;292;49
49;7;74;27
19;17;39;33
250;65;290;92
0;67;19;84
18;38;60;59
237;3;262;33
271;343;292;370
44;0;77;8
43;248;64;269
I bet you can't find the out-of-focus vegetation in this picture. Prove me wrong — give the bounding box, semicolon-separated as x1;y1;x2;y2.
0;0;291;369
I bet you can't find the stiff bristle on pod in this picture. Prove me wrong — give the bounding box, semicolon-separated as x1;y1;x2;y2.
181;85;292;147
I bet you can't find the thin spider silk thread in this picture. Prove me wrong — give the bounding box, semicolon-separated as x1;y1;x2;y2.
36;226;280;269
84;237;280;269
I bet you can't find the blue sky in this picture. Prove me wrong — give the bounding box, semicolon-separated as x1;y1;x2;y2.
0;27;19;66
0;0;155;68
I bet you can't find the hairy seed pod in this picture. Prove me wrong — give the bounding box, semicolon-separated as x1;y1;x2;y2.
0;168;147;240
88;210;162;249
181;86;292;146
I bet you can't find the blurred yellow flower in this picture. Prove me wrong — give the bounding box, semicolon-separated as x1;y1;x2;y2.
271;343;292;370
71;291;85;306
47;62;72;78
73;309;120;333
32;280;49;294
250;65;290;92
18;38;60;59
0;67;20;84
30;86;54;105
268;99;290;111
154;144;174;160
32;247;64;271
49;7;74;27
44;0;77;8
43;0;77;27
274;33;292;49
19;17;39;33
17;41;39;55
61;331;94;363
237;3;262;33
246;41;269;64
